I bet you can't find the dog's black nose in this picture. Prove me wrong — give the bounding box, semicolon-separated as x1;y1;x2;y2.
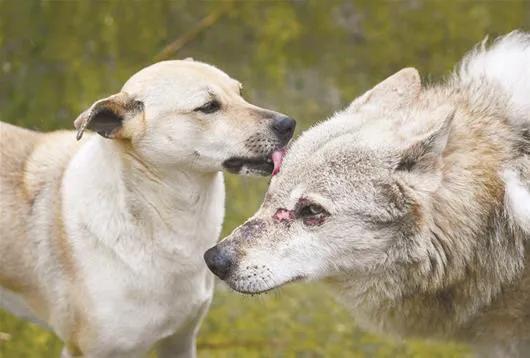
204;246;232;280
271;116;296;141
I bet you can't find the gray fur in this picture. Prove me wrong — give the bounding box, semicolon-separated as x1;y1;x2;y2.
210;31;530;355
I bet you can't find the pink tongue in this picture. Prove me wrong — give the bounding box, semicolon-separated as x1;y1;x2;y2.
271;149;286;176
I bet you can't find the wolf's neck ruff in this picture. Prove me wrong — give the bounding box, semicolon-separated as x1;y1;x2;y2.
338;32;530;342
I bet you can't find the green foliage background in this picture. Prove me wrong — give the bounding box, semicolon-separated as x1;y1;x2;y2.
0;0;528;356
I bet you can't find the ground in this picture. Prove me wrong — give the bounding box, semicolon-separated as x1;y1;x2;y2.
0;283;469;357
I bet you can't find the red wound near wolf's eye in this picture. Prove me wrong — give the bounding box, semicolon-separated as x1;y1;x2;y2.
273;208;294;223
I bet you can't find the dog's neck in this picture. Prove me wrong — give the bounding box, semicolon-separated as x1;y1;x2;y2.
86;136;220;227
64;135;224;272
122;142;215;206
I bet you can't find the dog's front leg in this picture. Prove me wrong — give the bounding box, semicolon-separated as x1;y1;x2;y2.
60;346;82;358
156;328;197;358
156;297;211;358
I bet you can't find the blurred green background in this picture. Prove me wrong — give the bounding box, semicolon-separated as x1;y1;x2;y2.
0;0;528;356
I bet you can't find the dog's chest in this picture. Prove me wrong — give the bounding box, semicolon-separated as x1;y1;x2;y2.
89;265;213;350
78;220;219;351
62;169;225;352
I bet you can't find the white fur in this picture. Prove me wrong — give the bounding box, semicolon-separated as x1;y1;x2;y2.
503;169;530;234
57;137;224;356
459;31;530;125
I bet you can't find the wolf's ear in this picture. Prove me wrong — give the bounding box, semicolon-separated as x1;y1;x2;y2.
74;92;144;140
348;68;421;113
396;105;455;172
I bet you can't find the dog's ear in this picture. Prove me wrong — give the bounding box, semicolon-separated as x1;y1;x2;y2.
74;92;144;140
348;68;421;113
396;105;455;172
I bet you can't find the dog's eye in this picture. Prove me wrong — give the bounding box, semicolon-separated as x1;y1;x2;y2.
195;100;221;114
299;204;325;217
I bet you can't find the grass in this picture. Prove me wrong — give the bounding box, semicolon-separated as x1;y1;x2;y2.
1;282;470;357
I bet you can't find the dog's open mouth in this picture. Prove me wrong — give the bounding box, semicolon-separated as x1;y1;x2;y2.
223;148;286;176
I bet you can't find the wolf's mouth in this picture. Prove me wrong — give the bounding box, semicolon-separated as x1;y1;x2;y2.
228;274;306;295
223;149;286;176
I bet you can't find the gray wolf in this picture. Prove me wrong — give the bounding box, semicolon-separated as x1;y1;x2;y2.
205;32;530;356
0;59;294;357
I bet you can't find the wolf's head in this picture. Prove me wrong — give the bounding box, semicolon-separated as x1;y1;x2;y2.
205;68;458;294
74;59;295;176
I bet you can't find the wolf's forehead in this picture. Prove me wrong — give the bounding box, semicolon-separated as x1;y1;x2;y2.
284;115;405;170
282;133;387;177
272;149;384;202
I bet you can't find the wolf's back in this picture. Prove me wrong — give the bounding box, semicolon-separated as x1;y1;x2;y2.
455;32;530;236
458;31;530;127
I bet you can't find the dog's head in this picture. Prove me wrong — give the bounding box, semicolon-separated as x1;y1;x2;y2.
205;68;456;294
74;59;295;175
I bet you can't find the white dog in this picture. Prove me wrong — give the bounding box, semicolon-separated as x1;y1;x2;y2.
0;59;294;357
206;32;530;356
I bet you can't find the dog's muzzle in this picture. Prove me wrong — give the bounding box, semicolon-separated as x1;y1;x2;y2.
222;115;295;176
271;116;296;143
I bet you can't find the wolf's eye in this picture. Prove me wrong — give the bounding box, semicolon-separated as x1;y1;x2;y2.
195;100;221;114
299;204;325;217
298;202;329;226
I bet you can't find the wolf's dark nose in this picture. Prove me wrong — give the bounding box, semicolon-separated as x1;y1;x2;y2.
204;246;232;280
271;116;296;141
